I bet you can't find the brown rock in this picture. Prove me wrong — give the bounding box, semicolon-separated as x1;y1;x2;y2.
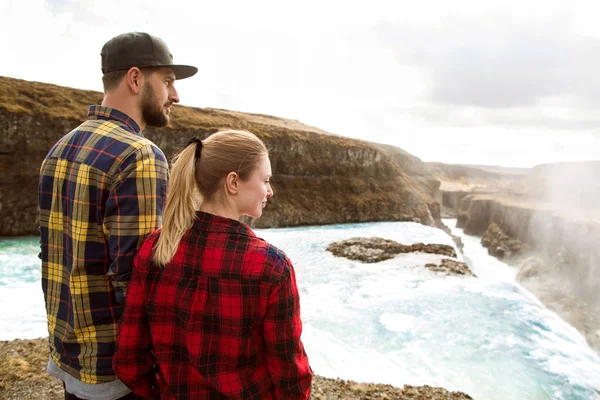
409;243;457;258
481;223;527;259
309;376;474;399
327;237;457;263
425;259;475;276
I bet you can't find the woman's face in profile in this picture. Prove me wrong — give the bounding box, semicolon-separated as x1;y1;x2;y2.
236;156;274;219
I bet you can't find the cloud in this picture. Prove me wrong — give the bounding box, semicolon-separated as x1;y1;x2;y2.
382;24;600;108
375;9;600;132
0;0;599;167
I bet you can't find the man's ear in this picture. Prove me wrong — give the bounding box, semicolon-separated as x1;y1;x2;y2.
125;67;143;94
225;172;239;195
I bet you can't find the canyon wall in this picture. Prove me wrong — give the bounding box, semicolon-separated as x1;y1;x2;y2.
0;76;440;235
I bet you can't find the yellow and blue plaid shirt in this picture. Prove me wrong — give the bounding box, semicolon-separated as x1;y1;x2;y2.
38;105;168;383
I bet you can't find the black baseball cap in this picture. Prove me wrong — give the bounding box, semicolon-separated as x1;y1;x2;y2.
101;32;198;80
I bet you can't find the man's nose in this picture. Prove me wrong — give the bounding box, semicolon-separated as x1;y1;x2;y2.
169;87;180;104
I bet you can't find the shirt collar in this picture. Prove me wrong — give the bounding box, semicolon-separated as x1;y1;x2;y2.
193;211;256;237
87;105;142;135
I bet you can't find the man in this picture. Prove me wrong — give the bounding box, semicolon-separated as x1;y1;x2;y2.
38;32;197;400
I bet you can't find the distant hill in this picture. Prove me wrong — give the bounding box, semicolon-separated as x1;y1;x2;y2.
0;76;442;235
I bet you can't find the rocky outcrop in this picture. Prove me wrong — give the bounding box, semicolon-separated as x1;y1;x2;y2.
457;195;600;279
327;237;400;263
428;162;529;221
326;237;473;276
0;338;475;400
0;76;442;236
427;162;529;182
326;237;457;263
425;259;474;276
481;223;528;259
455;187;600;353
311;376;474;399
398;159;600;352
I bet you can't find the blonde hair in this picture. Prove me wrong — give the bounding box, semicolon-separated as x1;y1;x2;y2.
153;130;268;266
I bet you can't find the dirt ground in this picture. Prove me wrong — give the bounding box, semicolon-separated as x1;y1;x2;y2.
0;338;474;400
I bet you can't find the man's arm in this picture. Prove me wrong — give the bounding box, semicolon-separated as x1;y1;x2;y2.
103;144;168;303
264;260;313;399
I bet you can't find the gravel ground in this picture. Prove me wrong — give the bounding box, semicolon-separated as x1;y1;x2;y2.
0;338;474;400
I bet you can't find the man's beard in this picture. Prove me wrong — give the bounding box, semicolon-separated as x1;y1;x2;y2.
141;83;170;128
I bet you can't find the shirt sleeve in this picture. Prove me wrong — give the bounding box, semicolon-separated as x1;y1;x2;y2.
103;144;168;303
263;259;313;399
113;242;158;399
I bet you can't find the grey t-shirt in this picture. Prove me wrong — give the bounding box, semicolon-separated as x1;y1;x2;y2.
47;357;132;400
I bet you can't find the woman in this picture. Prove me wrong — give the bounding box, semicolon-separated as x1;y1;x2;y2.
114;130;312;399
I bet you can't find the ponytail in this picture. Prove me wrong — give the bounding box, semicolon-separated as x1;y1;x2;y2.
153;142;200;267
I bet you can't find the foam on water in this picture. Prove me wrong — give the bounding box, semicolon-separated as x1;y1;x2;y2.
0;282;48;340
2;222;600;399
0;238;47;341
257;221;600;400
379;313;418;333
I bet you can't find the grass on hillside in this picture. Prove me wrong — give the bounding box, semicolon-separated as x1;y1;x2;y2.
0;76;370;149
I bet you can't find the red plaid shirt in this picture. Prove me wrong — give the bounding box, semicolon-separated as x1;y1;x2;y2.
114;211;312;399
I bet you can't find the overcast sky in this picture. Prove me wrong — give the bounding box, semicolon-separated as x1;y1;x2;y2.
1;0;599;167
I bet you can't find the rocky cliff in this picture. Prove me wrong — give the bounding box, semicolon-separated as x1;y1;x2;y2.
0;76;440;236
427;162;529;218
448;162;600;352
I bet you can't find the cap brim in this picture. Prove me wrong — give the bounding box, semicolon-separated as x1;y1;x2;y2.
169;65;198;80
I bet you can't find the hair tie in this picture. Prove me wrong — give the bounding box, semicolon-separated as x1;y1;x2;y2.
186;137;203;159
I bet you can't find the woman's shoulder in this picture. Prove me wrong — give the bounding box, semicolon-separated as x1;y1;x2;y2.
249;236;293;281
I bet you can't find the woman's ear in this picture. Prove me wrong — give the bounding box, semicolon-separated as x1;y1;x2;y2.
225;172;239;195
